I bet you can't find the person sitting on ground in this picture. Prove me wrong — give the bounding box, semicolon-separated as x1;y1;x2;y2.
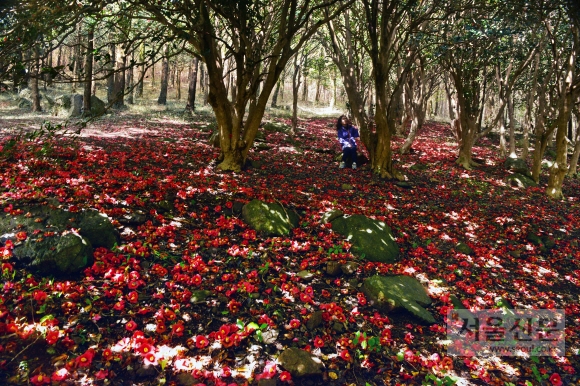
336;115;360;169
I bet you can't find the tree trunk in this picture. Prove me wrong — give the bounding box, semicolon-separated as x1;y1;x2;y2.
83;24;94;115
113;50;126;109
136;44;145;98
31;46;41;112
547;98;572;199
107;43;116;104
72;24;83;91
291;56;301;134
176;69;181;100
507;91;517;157
186;58;198;111
126;52;134;105
271;79;280;108
157;46;169;105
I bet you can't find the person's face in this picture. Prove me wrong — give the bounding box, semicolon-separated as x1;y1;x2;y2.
341;117;348;125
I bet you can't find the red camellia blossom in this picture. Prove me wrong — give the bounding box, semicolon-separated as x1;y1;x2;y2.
279;371;292;382
550;373;563;386
45;329;60;345
30;373;50;385
196;335;209;349
125;320;138;331
15;231;27;241
126;291;139;303
171;321;185;337
313;336;325;348
33;290;48;304
339;349;352;362
51;368;69;381
288;319;300;329
75;349;95;368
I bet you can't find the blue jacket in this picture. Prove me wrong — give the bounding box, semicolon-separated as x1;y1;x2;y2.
337;125;360;150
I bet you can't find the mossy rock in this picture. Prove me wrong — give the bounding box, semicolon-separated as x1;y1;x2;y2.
362;275;435;323
278;347;323;377
331;215;399;263
242;199;299;236
506;173;537;188
455;242;474;255
321;209;343;224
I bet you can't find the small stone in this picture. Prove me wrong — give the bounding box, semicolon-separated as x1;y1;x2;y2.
455;242;474;255
176;372;196;386
395;181;413;189
341;184;354;190
297;270;314;281
509;250;522;258
306;310;323;330
135;365;157;379
260;329;279;344
332;322;344;333
326;261;342;276
190;290;211;304
341;262;358;275
278;347;324;377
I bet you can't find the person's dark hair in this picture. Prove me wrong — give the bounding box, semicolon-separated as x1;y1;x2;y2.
336;115;348;131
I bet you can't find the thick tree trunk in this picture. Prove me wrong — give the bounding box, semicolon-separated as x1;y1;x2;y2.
83;24;94;114
568;109;580;176
186;58;198;111
547;93;574;199
73;24;83;91
113;51;126;109
157;46;169;105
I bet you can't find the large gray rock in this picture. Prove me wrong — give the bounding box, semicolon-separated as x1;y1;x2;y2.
242;199;299;236
0;206;119;275
278;348;323;377
13;233;93;275
89;95;106;116
69;94;83;117
331;215;399;263
362;275;435;323
262;121;291;134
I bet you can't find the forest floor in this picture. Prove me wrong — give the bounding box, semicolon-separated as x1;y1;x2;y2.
0;96;579;386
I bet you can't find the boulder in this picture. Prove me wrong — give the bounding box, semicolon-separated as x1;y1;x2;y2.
12;233;93;276
242;199;299;236
321;209;343;224
89;95;106;116
362;275;435;323
262;121;291;134
18;98;32;109
0;205;119;276
331;215;399;263
69;94;83;117
506;173;537;188
278;348;323;377
504;157;531;177
78;210;121;249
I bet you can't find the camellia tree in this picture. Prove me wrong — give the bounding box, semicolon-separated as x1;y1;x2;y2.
120;0;354;171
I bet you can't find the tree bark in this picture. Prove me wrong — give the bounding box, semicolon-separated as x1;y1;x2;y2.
136;44;145;98
83;24;94;115
568;109;580;176
186;57;198;111
107;43;116;104
113;49;126;109
157;46;169;105
126;52;134;105
271;79;280;108
291;55;301;134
